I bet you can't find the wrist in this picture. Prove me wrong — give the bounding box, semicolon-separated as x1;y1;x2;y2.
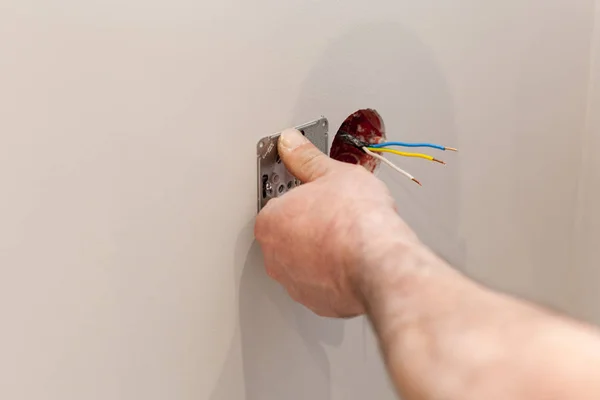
355;238;429;306
352;222;457;319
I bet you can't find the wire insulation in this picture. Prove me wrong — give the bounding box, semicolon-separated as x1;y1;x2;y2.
370;141;457;152
362;147;421;186
366;147;445;164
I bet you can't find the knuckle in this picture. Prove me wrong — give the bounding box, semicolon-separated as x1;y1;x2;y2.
299;150;327;181
311;307;334;318
287;286;302;303
265;265;279;281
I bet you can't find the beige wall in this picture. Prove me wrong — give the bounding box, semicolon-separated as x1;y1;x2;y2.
0;1;598;399
572;0;600;324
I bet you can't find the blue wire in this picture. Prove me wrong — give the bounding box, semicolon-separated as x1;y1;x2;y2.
369;141;446;151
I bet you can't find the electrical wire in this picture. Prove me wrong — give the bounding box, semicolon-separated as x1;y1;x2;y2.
370;141;457;152
362;147;421;186
366;147;446;165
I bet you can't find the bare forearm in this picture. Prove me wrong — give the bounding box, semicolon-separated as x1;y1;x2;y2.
359;242;600;400
255;134;600;398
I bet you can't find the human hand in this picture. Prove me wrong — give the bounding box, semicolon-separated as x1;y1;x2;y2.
254;129;420;317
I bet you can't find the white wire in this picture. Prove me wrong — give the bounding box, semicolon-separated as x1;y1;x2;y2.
362;147;418;184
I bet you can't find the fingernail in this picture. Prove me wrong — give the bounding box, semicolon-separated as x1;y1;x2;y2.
279;129;309;151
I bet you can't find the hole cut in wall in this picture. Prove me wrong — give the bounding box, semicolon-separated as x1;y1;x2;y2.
330;109;387;173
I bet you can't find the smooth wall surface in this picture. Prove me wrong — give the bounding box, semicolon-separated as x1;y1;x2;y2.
573;0;600;324
0;1;597;399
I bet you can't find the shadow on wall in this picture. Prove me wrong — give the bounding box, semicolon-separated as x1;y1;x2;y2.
293;22;463;269
209;222;341;400
509;24;588;308
211;22;460;400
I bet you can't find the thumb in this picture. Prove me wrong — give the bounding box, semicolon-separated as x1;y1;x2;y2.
278;129;339;183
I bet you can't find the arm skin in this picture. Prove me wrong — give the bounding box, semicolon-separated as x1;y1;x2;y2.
254;129;600;400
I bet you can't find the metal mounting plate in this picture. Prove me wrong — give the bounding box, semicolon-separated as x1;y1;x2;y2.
256;116;329;212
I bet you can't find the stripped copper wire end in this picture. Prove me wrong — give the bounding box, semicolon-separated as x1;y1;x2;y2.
362;147;421;187
445;147;458;152
433;158;446;165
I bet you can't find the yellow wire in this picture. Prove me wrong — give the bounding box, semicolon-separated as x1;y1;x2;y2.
366;147;435;162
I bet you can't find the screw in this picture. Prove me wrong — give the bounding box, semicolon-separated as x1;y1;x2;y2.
265;182;273;196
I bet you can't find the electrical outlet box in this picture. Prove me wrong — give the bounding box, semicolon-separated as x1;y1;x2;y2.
256;117;329;212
